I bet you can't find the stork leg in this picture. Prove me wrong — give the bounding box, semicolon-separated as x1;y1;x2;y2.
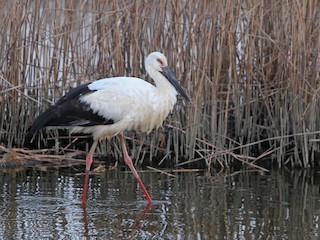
82;140;98;207
117;133;153;204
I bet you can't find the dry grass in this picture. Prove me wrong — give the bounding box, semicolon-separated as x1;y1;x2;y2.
1;0;320;169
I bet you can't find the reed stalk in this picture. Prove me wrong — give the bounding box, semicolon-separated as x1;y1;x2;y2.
1;0;320;168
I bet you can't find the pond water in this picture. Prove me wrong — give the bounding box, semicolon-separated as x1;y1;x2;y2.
0;164;319;239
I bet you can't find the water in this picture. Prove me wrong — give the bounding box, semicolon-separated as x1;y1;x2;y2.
0;165;319;239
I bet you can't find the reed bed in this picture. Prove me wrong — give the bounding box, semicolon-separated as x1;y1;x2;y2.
1;0;320;169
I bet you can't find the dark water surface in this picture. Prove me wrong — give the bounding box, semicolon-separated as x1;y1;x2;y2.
0;165;319;239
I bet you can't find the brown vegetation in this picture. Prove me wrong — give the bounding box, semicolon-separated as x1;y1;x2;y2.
1;0;320;169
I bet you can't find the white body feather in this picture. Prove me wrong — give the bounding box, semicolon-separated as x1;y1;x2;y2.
72;75;178;141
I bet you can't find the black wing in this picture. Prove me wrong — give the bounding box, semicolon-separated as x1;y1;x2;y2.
26;83;114;140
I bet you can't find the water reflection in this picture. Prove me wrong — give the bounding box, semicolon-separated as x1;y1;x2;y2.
0;167;319;239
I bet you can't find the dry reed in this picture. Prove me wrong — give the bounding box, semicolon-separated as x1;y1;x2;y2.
1;0;320;169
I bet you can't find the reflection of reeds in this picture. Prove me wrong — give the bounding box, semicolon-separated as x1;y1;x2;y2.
1;1;320;168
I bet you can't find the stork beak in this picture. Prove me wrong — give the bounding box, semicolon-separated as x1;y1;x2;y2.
161;66;191;101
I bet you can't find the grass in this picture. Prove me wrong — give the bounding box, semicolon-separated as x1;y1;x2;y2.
1;0;320;169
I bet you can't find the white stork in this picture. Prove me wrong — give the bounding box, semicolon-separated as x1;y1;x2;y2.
26;52;190;206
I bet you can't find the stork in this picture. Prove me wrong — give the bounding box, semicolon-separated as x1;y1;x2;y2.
26;52;190;206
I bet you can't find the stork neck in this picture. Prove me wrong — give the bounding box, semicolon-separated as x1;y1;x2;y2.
148;68;177;96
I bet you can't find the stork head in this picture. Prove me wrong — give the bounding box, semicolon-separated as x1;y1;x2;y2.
145;52;190;101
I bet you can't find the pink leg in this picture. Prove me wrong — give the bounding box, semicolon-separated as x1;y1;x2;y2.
82;140;98;207
118;133;152;204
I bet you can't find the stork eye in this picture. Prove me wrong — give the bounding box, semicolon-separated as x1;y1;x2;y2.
157;59;164;66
